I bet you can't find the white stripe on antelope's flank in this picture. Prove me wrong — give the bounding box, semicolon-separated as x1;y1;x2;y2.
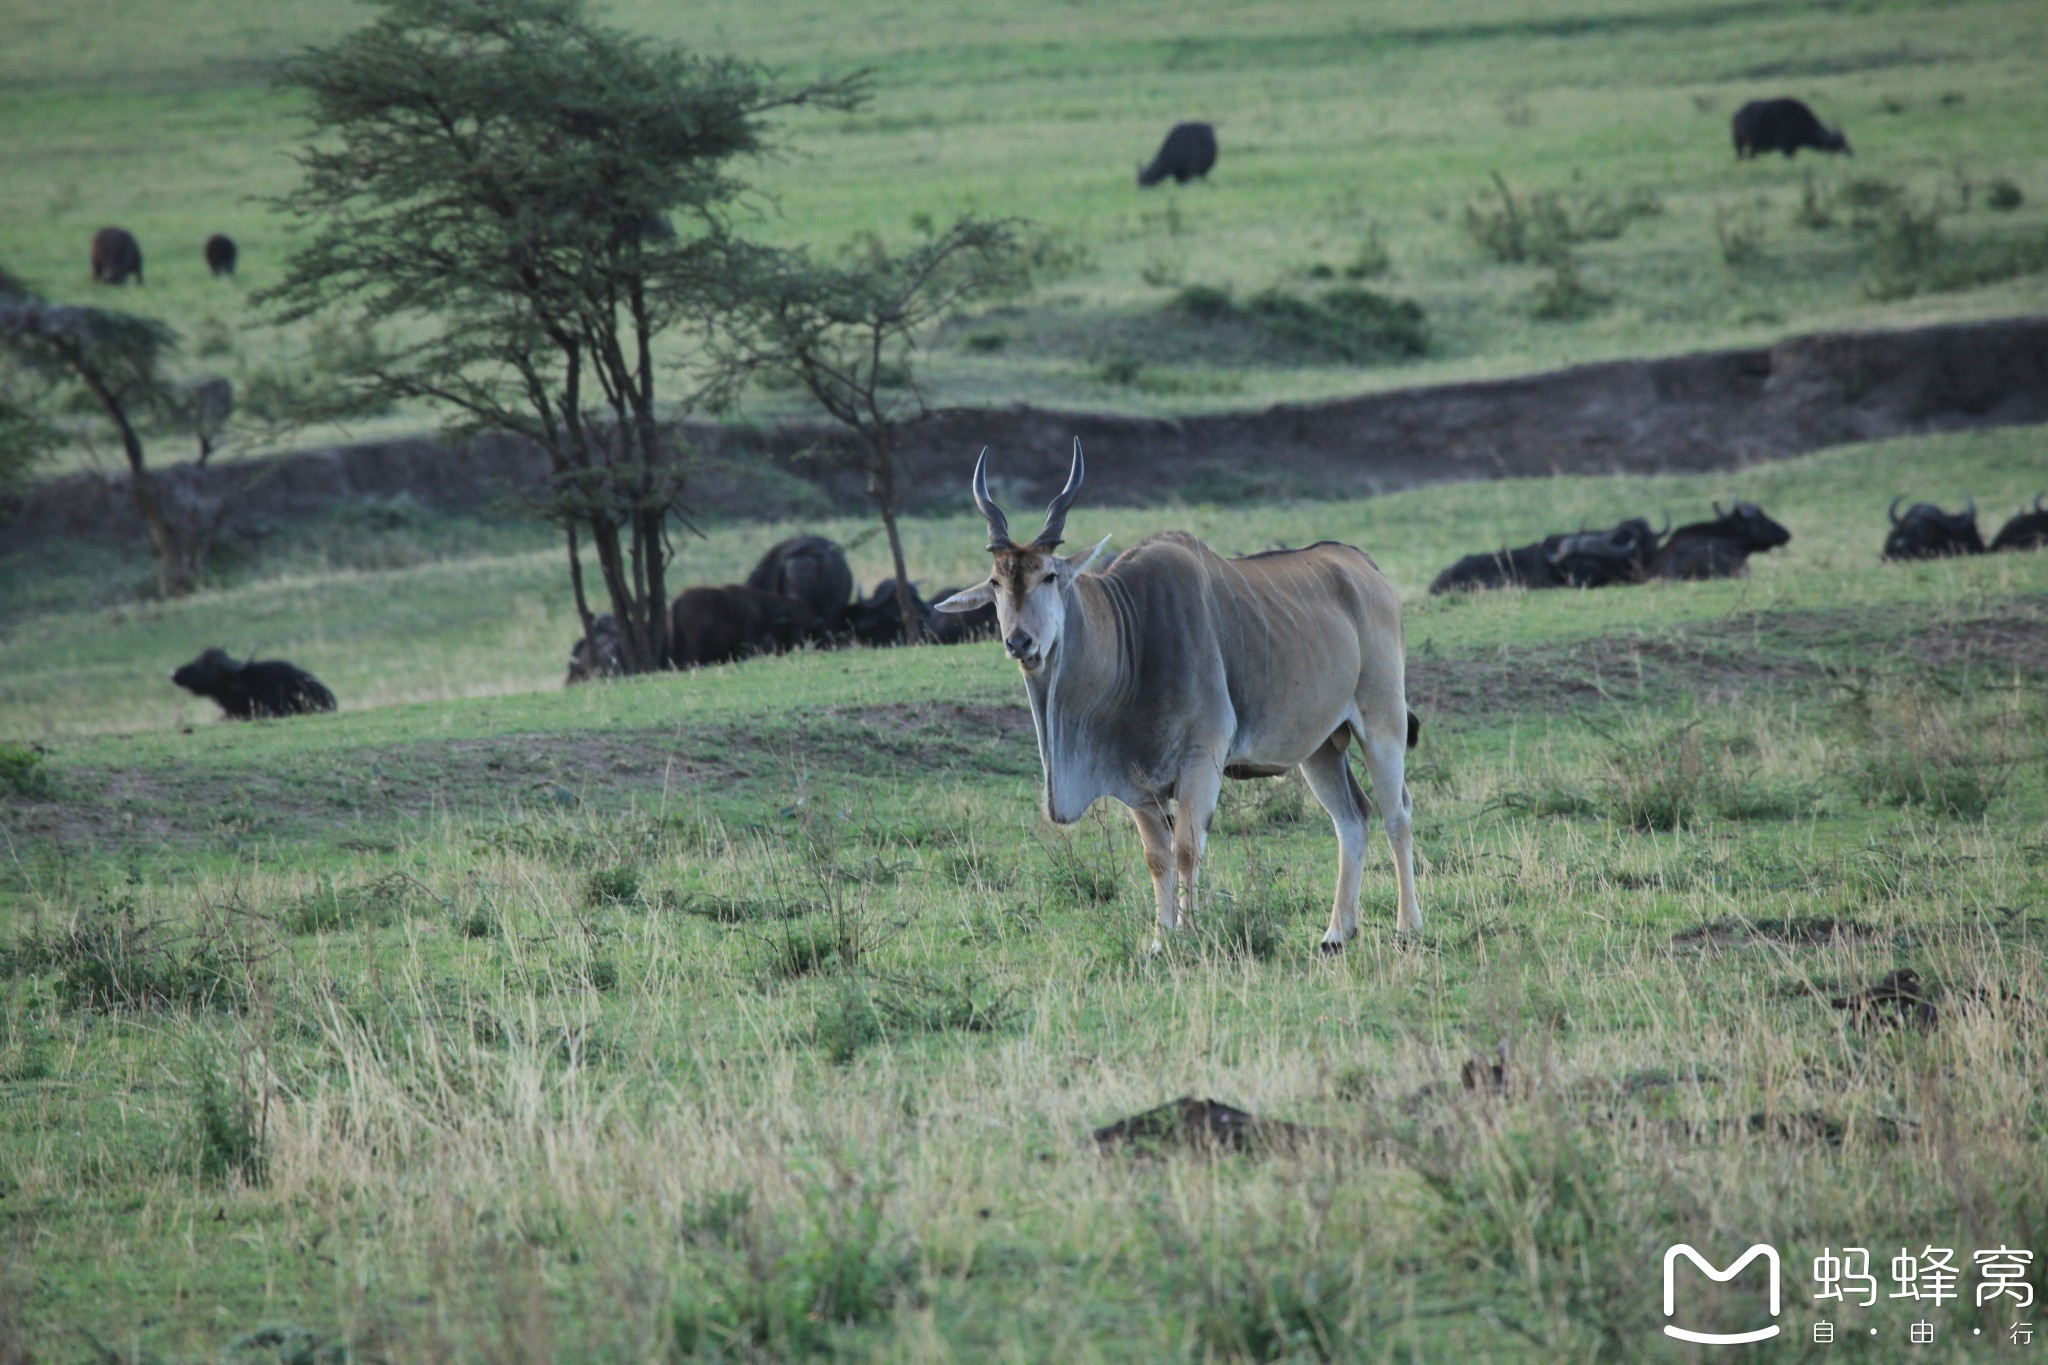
934;439;1422;952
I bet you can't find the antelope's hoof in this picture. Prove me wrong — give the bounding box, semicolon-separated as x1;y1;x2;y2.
1318;935;1347;956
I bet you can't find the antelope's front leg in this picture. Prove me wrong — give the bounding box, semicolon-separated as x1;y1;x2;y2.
1173;764;1224;930
1128;803;1177;952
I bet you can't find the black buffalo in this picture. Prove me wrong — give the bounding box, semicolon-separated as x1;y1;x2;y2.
1549;516;1667;588
1883;497;1985;561
90;226;144;285
565;613;624;684
1732;98;1850;159
1989;493;2048;553
1428;535;1572;595
1137;121;1218;187
924;585;999;645
171;648;336;719
745;535;853;638
846;579;930;647
1651;501;1792;580
668;586;818;668
204;233;238;277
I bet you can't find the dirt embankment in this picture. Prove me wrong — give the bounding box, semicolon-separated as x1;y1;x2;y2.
6;315;2046;550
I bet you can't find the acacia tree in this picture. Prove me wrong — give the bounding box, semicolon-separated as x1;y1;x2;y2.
0;269;203;595
262;0;864;672
722;218;1027;643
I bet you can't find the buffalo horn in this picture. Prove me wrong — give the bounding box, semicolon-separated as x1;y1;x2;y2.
2034;491;2046;515
1032;438;1086;550
1963;495;1977;522
1888;495;1905;526
1655;512;1671;539
972;447;1014;550
1713;500;1727;519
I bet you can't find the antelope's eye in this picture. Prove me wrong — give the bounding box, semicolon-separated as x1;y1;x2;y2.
1042;572;1056;585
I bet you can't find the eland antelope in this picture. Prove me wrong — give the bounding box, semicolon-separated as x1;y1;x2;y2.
937;441;1422;951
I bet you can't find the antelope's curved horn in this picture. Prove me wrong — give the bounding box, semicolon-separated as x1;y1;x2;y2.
1889;495;1905;526
1032;438;1086;549
973;447;1014;550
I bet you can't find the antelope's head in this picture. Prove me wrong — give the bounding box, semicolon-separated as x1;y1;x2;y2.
937;440;1106;675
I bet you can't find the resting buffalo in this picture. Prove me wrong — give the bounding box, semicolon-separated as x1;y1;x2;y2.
1883;497;1985;561
565;613;624;684
1137;121;1218;187
1651;501;1792;580
668;586;817;668
846;579;929;647
1428;535;1572;595
1549;516;1667;588
91;226;144;285
1732;98;1850;159
204;234;238;277
1989;494;2048;553
171;648;335;719
923;585;999;645
745;535;852;638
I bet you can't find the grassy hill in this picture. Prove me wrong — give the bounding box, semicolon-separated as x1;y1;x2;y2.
1;428;2044;1358
3;0;2047;470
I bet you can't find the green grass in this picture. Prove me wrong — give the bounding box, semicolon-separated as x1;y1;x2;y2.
5;0;2048;471
1;426;2045;1358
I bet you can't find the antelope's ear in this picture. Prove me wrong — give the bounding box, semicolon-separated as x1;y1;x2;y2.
935;582;996;613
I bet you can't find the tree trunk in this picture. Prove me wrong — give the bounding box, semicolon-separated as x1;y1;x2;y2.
873;457;919;646
82;368;193;597
566;521;597;656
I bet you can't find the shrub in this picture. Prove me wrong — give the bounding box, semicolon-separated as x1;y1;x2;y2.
1095;352;1144;386
961;330;1008;353
0;741;51;799
1987;178;2025;211
284;871;421;935
1343;225;1391;279
1713;200;1768;267
31;897;258;1014
672;1184;919;1355
1793;170;1835;230
1528;254;1609;321
185;1041;267;1185
583;864;641;907
1246;286;1430;360
1170;283;1237;321
871;971;1019;1036
1464;172;1659;264
1195;1260;1356;1363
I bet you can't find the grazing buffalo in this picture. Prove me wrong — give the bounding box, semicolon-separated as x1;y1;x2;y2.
90;227;144;285
1428;533;1578;594
1651;501;1792;580
204;234;238;277
171;648;335;719
1990;494;2048;553
1732;98;1850;159
1137;121;1218;187
744;535;853;638
1883;497;1985;560
565;613;624;684
1549;516;1667;588
939;442;1421;951
668;586;817;668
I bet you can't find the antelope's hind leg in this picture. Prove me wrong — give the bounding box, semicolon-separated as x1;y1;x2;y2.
1299;738;1370;952
1359;725;1422;934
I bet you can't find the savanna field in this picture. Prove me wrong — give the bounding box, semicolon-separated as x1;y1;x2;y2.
3;0;2048;1361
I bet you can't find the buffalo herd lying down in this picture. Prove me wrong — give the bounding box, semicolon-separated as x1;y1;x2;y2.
565;534;1000;683
1430;492;2045;596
